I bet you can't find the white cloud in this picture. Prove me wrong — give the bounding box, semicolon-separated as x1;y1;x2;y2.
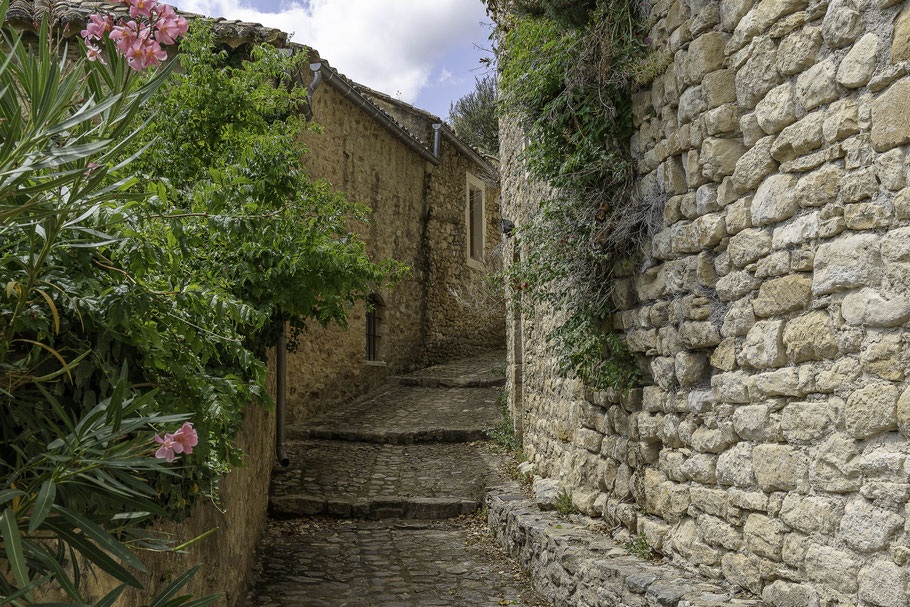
172;0;487;103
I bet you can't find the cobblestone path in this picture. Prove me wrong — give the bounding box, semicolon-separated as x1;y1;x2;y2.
243;353;552;607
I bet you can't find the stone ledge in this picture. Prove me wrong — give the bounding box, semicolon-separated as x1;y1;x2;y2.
485;483;767;607
270;495;479;520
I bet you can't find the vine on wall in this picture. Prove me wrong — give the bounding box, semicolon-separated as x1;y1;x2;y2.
489;0;669;391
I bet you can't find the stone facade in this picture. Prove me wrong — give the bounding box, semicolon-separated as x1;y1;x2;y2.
503;1;910;605
285;72;504;423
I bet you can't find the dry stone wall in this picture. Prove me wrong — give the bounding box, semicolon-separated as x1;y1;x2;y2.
503;0;910;605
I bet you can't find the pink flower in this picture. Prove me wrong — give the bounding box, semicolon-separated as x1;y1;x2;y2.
152;4;189;44
109;20;144;54
80;14;112;41
173;422;198;455
127;0;158;19
85;46;105;64
154;433;184;462
84;162;101;175
125;36;167;71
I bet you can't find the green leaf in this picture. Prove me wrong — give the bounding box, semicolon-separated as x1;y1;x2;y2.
0;490;24;508
50;505;145;571
0;507;30;600
0;574;51;606
149;565;202;607
27;480;55;533
41;518;143;589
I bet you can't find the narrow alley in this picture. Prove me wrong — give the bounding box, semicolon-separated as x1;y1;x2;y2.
243;353;552;607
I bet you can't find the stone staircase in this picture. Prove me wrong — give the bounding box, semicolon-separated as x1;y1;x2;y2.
268;352;507;520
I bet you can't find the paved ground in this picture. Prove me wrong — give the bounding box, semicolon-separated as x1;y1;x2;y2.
243;352;553;606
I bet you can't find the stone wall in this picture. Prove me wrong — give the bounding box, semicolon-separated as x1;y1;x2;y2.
285;75;505;424
503;1;910;605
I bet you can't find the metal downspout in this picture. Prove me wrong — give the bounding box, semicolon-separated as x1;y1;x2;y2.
275;325;289;467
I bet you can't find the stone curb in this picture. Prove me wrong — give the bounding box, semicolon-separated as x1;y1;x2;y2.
269;495;479;520
485;483;767;607
287;426;490;444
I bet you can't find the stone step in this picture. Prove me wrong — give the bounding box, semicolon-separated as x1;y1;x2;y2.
269;495;479;520
285;384;502;445
388;375;505;389
270;440;503;520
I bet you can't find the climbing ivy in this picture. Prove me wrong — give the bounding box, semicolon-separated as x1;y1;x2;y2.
490;0;670;391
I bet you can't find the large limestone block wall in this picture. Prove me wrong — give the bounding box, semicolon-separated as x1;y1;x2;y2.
504;0;910;605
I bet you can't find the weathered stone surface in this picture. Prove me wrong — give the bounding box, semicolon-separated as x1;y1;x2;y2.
732;136;777;193
717;269;761;301
837;33;879;88
805;543;861;594
676;214;728;253
859;560;908;607
821;0;863;48
712;371;751;403
862;333;905;381
741;319;785;368
795;58;838;111
749;366;803;397
701;137;748;181
810;434;861;493
751;173;798;225
842;289;910;327
736;38;782;109
783;311;837;362
795;164;842;207
744;513;785;559
753;444;806;491
717;442;755;486
841;167;879;203
679;85;707;124
733;405;771;441
762;581;818;607
846;383;897;439
753;274;812;317
839;498;904;553
875;148;906;191
881;227;910;287
770;111;824;162
780;494;840;534
687;32;730;83
777;26;822;76
872;78;910;152
729;228;772;267
733;0;810;48
822;98;859;144
533;477;562;510
772;212;818;249
812;233;882;295
755;83;796;135
892;3;910;63
703;69;737;109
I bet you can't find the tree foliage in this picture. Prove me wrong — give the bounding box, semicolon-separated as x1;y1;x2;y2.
0;7;404;604
448;75;499;157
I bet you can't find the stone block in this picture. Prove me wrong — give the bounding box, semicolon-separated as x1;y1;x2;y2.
782;401;834;444
846;383;897;439
680;321;722;349
770;111;824;162
812;233;882;295
716;442;755;486
703;69;737;108
740;319;785;368
733;404;771;441
771;212;818;249
717;269;761;301
751;173;798;225
755;82;796;134
839;498;904;553
729;228;772;267
821;0;863;48
749;366;803;397
810;433;861;493
872;78;910;152
841;167;879;203
732;135;778;193
806;543;861;593
842;288;910;327
753;443;806;491
861;333;905;381
732;0;810;49
761;581;818;607
753;274;812;317
679;85;707;124
783;311;837;362
777;26;822;76
780;494;841;534
859;560;908;607
844;201;893;231
892;2;910;63
687;32;729;83
735;37;782;109
701;137;748;181
712;371;751;403
744;513;786;559
822;98;859;144
837;33;879;88
875;148;906;191
795;164;842;207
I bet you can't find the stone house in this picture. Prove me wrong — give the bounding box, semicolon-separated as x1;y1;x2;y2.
5;1;504;604
502;0;910;606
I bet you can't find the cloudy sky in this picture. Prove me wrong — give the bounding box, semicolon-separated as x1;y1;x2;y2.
172;0;494;119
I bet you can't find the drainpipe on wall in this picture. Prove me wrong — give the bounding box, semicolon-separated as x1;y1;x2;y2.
432;123;442;159
275;325;289;467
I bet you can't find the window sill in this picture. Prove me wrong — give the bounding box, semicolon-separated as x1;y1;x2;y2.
364;360;387;367
466;257;485;271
